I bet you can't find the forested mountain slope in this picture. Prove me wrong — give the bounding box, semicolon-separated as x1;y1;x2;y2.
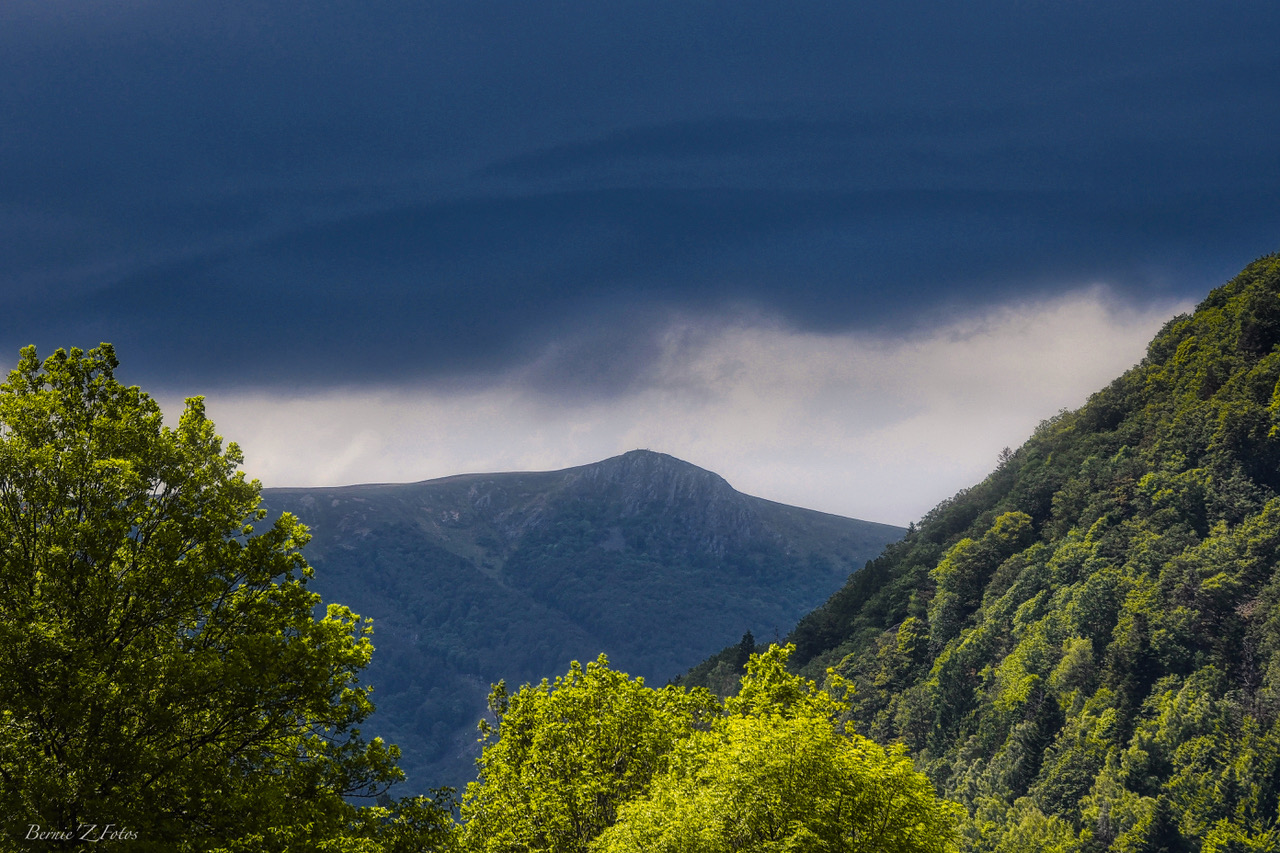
716;255;1280;851
262;450;902;792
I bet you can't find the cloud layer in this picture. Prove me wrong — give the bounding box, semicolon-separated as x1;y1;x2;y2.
2;0;1276;392
180;288;1190;525
3;1;1270;521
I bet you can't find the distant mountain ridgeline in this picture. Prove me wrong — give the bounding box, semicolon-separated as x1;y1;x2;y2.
263;450;903;792
689;255;1280;851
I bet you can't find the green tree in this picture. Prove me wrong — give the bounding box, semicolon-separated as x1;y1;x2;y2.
460;655;718;853
0;345;452;852
459;644;959;853
732;631;756;671
595;645;961;853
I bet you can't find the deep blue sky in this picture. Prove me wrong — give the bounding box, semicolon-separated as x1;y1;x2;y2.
3;1;1279;518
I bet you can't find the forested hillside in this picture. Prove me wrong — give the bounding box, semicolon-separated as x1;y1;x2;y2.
263;451;902;791
702;254;1280;851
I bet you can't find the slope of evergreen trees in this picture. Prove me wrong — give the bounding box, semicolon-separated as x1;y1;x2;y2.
733;253;1280;851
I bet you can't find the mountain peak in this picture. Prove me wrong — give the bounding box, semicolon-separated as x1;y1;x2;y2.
574;449;734;492
565;450;751;546
262;452;902;793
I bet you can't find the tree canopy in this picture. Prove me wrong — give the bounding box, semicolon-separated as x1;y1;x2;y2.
463;645;960;853
0;344;450;852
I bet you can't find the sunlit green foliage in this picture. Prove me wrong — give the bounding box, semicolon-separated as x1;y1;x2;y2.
461;655;718;853
0;345;453;852
769;254;1280;850
462;646;959;853
597;645;960;853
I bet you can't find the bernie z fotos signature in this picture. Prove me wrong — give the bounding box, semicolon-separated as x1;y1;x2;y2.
25;823;138;843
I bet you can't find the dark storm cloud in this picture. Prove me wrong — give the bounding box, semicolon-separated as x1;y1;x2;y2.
2;0;1278;390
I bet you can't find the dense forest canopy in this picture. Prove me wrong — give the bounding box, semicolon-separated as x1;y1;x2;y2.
688;253;1280;851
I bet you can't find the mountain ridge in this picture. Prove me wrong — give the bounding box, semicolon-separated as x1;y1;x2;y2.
263;449;903;792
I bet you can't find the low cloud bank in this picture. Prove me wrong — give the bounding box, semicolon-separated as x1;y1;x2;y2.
178;288;1189;526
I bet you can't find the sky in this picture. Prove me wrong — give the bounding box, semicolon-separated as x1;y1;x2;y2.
3;1;1278;525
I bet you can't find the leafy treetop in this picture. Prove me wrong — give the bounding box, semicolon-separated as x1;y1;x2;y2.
0;344;451;853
